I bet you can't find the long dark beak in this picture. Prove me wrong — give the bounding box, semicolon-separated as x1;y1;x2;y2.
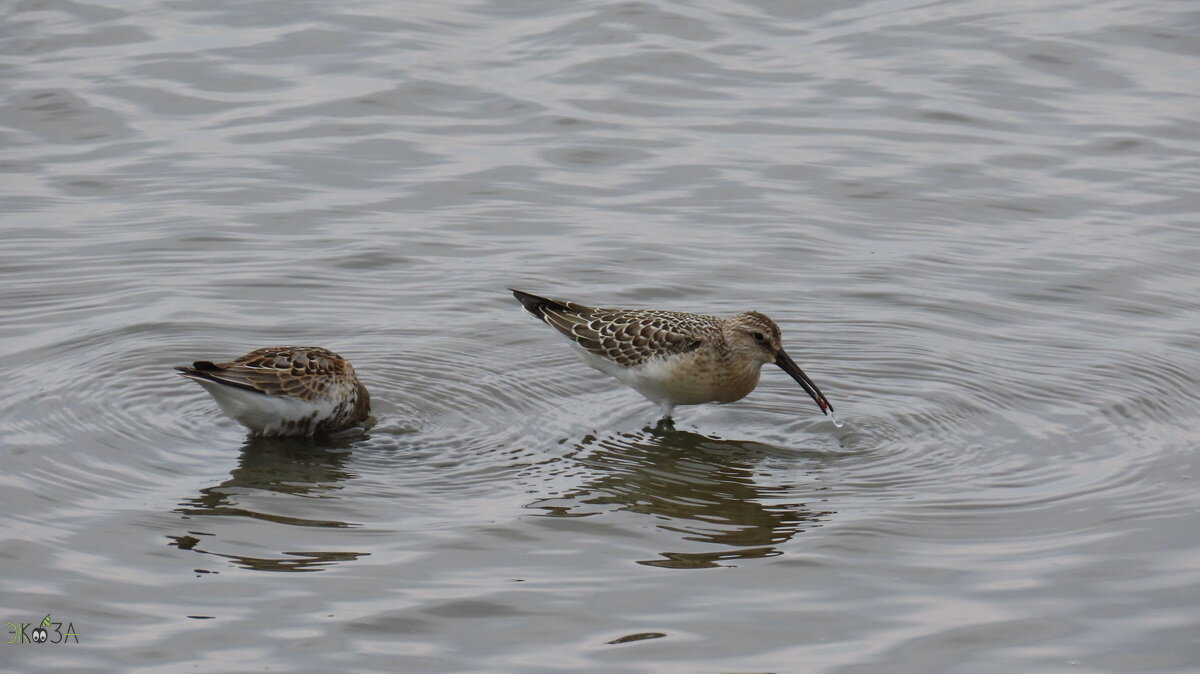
775;348;834;416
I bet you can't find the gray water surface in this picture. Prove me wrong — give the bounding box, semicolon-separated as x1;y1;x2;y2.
2;0;1199;672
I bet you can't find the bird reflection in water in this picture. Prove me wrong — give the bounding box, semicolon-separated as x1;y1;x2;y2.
527;426;834;569
169;435;369;572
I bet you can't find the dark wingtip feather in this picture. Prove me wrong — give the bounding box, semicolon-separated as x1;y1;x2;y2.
174;363;265;395
175;360;218;376
510;288;559;320
175;365;205;381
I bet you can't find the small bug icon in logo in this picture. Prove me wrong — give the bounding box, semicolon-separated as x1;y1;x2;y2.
32;615;52;643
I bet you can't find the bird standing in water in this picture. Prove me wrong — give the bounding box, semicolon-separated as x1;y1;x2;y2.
176;346;370;437
511;289;838;426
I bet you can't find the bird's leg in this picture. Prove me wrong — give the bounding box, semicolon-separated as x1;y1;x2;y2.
652;400;677;429
657;402;675;422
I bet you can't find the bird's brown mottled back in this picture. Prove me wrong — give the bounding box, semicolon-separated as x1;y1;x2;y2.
188;346;352;401
521;292;717;368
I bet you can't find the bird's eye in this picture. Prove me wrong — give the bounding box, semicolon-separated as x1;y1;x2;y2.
752;332;765;343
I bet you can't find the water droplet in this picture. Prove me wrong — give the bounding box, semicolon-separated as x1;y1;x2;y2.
829;410;843;428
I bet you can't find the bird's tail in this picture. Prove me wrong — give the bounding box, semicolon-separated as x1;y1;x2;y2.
510;289;570;321
175;361;219;381
175;362;261;394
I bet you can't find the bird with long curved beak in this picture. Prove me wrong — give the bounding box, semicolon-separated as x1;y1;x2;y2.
511;289;839;427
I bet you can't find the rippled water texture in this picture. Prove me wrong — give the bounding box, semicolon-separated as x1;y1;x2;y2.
3;0;1199;671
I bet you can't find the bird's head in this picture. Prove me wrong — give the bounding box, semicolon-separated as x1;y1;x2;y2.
727;310;835;418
